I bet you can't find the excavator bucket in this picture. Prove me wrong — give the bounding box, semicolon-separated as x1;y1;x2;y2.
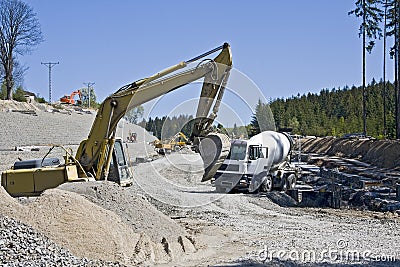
199;133;231;182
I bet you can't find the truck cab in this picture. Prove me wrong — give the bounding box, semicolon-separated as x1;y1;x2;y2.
214;140;268;193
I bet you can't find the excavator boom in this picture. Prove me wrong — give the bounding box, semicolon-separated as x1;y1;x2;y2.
76;43;232;179
2;43;232;196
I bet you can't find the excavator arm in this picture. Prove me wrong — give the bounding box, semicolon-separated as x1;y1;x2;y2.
75;43;232;180
1;43;232;197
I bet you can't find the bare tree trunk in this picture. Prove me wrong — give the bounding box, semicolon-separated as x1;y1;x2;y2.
397;1;400;139
362;0;367;136
0;0;43;100
5;55;13;100
395;0;400;139
383;0;388;138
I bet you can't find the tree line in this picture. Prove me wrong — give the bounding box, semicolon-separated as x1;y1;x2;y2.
137;80;397;141
268;80;397;138
138;114;195;140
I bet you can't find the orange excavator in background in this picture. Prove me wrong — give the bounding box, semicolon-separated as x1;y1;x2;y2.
60;90;82;105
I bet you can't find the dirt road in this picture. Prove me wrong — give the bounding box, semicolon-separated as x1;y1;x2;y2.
133;152;400;266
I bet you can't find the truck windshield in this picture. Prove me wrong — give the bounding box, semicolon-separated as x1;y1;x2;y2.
227;142;247;160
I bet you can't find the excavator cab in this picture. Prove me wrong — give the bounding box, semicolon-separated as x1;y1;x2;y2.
107;138;133;186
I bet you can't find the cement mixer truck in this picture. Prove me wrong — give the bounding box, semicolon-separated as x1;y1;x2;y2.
213;131;300;193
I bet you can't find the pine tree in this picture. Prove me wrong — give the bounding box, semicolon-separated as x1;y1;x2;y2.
249;99;276;137
349;0;384;136
385;0;400;138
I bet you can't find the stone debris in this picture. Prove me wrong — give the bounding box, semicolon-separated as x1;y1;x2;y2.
0;214;125;266
0;184;195;266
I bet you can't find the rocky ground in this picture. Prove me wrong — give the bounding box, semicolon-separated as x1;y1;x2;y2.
300;136;400;169
298;137;400;213
0;101;399;266
0;215;124;267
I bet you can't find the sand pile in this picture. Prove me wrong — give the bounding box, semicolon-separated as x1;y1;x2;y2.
0;186;24;215
0;183;195;265
0;99;47;112
58;182;196;254
116;119;157;144
301;137;400;169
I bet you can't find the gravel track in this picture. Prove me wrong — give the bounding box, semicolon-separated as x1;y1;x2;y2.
133;152;400;266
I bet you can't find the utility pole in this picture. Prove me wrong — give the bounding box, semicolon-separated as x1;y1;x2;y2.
41;62;59;103
83;82;95;108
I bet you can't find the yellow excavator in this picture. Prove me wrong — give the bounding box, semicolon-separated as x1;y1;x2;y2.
1;43;232;197
171;132;190;147
153;132;190;154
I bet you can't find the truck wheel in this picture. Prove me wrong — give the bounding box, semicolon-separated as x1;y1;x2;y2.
287;174;297;189
260;176;273;192
282;175;288;192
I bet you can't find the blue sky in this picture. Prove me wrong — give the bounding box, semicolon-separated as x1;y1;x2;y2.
21;1;394;125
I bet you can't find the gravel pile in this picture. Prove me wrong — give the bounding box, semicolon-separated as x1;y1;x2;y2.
0;215;125;266
58;181;196;258
0;111;95;148
0;110;155;149
0;185;184;265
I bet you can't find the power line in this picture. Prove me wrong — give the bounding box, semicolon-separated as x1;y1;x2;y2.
83;82;95;108
41;62;59;103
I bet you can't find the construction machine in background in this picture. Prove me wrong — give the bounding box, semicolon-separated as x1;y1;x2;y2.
126;132;137;143
60;90;82;105
171;132;190;147
2;43;232;197
153;132;191;154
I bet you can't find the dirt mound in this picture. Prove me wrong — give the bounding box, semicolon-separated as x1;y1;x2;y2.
0;110;95;148
0;186;24;215
263;191;297;207
0;184;194;265
0;99;47;112
116;119;157;144
0;105;154;149
301;137;400;169
58;181;195;255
